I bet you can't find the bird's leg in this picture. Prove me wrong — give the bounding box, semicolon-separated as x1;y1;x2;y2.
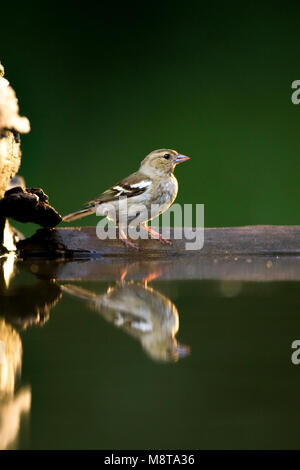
119;262;139;282
141;224;172;245
119;228;139;250
120;267;128;282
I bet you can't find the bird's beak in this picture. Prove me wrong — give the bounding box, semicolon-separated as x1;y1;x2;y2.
175;154;191;164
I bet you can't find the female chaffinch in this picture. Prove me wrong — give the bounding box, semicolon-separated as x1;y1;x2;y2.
63;148;190;248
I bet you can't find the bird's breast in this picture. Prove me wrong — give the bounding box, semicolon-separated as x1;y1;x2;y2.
153;175;178;205
150;176;178;216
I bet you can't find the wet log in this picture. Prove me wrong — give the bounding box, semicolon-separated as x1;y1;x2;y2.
17;225;300;259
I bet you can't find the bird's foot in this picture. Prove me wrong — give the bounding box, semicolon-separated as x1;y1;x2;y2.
121;237;139;250
158;237;172;246
119;228;139;250
141;225;173;245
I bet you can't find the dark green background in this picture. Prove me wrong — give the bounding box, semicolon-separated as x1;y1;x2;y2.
2;1;300;230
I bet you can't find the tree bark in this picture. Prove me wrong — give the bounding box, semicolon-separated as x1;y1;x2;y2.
0;60;30;245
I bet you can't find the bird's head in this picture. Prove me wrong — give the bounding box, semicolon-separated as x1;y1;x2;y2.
140;149;190;176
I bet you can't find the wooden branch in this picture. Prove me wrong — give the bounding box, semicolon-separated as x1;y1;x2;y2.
17;225;300;258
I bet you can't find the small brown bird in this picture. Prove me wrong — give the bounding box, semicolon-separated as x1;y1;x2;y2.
63;149;190;248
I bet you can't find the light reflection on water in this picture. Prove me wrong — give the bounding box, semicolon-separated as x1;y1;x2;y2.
0;256;60;449
1;256;300;449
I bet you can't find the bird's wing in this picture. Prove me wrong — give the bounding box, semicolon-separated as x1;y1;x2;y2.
86;172;152;206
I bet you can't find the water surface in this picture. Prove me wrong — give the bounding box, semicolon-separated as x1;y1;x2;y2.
1;256;300;449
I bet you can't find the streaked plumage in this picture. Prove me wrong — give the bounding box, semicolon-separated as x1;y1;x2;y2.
63;148;190;247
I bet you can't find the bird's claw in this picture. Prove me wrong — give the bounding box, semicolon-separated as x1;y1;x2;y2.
121;239;139;250
159;238;172;246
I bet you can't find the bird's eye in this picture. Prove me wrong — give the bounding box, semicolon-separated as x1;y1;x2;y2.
164;153;170;159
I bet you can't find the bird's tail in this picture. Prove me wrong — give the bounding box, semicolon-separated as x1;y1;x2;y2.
63;207;94;222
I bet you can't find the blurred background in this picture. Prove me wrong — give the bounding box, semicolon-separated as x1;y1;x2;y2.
1;1;300;234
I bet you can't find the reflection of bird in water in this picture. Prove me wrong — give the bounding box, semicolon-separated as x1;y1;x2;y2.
62;273;190;363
